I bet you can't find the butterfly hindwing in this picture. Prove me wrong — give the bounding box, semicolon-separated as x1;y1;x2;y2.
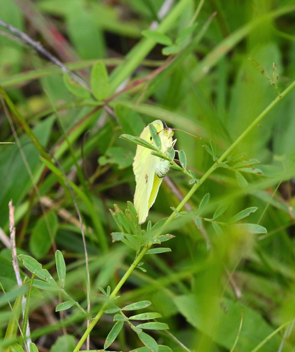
133;120;174;224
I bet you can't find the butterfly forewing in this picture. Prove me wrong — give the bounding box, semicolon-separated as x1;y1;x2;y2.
133;120;174;224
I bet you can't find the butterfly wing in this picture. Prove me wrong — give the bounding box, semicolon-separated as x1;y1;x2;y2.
133;120;174;224
134;154;162;224
133;121;164;224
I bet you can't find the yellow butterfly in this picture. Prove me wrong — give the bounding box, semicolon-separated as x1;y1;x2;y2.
133;120;176;224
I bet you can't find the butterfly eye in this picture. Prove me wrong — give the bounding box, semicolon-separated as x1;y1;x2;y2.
150;137;152;141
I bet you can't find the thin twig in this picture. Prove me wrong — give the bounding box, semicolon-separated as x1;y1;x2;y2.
9;200;31;350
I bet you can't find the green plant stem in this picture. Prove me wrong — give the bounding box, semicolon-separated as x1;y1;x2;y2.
250;319;293;352
73;67;295;352
61;290;87;315
202;218;225;226
73;247;149;352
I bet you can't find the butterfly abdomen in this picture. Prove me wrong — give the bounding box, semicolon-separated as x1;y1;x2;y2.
155;159;170;178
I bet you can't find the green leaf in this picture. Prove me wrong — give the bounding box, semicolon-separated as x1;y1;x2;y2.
168;147;175;160
29;343;39;352
233;159;260;168
146;221;152;233
228;153;246;163
162;45;183;56
33;279;59;291
98;147;134;169
66;4;105;59
91;61;110;100
4;294;22;340
235;171;248;188
138;331;158;352
238;167;263;175
129;312;162;320
111;232;125;242
137;265;147;273
129;348;151;352
203;144;216;158
10;344;25;352
158;346;172;352
0;117;54;230
142;30;173;46
230;207;258;223
157;234;175;243
50;334;76;352
115;103;145;136
105;305;120;314
234;223;267;234
199;193;210;213
125;209;142;236
188;170;196;179
149;123;161;149
113;314;127;321
127;201;138;220
146;248;171;255
137;322;169;330
55;301;75;312
212;222;223;236
110;204;131;233
213;204;229;220
122;301;151;311
104;321;124;349
179;150;187;169
98;286;108;296
174;295;280;351
39;156;63;178
0;254;17;290
195;217;202;229
130;346;172;352
218;162;229;168
151;152;171;161
63;73;90;98
55;250;66;287
29;212;58;259
120;134;158;152
0;285;28;308
18;255;56;284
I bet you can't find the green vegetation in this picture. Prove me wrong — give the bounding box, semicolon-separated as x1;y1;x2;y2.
1;0;295;351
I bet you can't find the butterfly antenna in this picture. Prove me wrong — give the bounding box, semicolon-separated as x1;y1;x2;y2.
171;129;201;139
156;127;201;139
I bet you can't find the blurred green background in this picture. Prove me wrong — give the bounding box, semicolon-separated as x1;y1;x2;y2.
1;0;295;351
